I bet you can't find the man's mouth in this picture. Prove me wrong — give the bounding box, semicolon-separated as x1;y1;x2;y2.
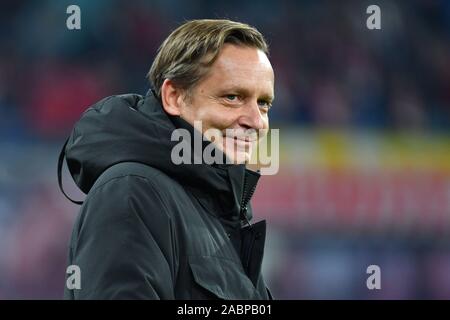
223;135;258;143
222;136;256;156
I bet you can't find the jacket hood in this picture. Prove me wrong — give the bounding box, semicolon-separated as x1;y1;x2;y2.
61;90;260;222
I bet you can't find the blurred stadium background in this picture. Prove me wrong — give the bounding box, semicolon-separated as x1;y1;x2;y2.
0;0;449;299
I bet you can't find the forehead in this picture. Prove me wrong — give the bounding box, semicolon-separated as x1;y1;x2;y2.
200;44;274;95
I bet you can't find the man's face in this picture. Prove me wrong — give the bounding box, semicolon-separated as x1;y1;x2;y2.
179;44;274;164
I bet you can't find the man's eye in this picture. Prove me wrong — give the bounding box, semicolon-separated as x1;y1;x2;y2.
258;100;272;109
225;95;238;101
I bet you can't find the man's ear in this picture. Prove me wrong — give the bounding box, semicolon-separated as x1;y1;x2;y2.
160;79;183;116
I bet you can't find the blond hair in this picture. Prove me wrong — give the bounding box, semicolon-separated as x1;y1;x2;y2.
148;19;269;99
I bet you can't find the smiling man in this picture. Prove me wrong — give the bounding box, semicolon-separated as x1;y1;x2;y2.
159;39;274;164
61;19;275;299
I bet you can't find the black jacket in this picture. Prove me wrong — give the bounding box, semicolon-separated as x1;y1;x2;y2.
61;90;272;299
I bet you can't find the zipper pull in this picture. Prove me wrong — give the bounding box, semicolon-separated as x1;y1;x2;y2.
241;206;252;228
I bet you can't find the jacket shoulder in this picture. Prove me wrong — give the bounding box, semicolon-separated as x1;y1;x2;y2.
85;162;185;219
75;163;161;222
91;162;167;187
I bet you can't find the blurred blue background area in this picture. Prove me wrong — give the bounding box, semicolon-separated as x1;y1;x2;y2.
0;0;449;299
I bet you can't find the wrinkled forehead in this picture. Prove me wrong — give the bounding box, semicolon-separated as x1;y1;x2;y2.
203;45;274;95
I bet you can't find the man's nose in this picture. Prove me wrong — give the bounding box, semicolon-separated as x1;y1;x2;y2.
240;100;265;130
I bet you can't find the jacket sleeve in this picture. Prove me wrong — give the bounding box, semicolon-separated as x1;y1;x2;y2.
66;175;178;299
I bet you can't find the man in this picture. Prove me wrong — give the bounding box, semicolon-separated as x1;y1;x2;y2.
60;19;275;299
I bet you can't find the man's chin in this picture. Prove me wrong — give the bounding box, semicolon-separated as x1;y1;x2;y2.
224;151;252;164
221;138;254;164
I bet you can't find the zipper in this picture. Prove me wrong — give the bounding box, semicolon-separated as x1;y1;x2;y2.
240;171;258;228
239;170;261;278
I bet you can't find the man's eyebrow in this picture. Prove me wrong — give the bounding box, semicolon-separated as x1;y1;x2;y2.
259;93;275;103
217;86;274;101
